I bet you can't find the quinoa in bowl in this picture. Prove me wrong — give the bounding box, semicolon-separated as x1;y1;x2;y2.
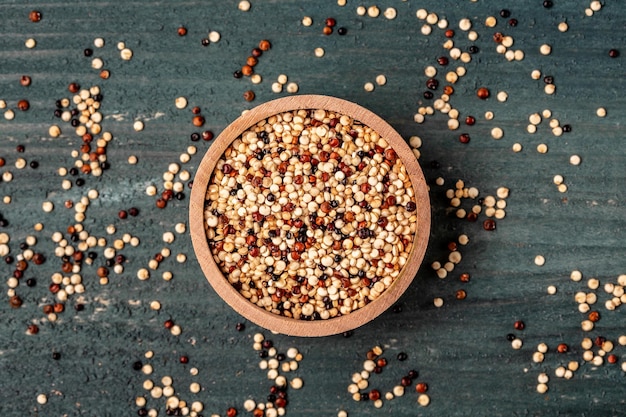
190;95;430;336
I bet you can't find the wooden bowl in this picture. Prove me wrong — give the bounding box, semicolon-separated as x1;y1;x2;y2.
189;95;430;337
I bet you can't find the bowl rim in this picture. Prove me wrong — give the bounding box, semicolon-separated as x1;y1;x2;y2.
189;94;430;337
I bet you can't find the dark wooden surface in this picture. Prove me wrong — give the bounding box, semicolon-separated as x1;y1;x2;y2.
1;1;625;416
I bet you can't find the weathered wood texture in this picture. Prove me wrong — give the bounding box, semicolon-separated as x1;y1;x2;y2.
0;1;625;416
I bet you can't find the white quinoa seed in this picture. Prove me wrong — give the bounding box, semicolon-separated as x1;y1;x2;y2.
434;297;444;307
540;44;552;55
208;31;221;43
302;16;312;26
271;82;283;93
91;58;104;70
547;285;557;295
175;97;188;109
485;16;497;27
367;6;380;18
314;47;325;58
120;48;133;60
424;66;437;77
375;74;387;86
49;125;62;137
356;6;366;16
511;338;523;349
142;364;153;375
529;113;542;125
537;144;548;154
286;82;299;93
512;143;522;152
558;22;569;32
417;394;430;406
596;107;607;117
459;18;472;31
25;38;37;48
496;91;508;102
536;383;548;394
384;7;397;20
290;377;303;389
238;0;251;12
133;120;144;131
36;393;48;404
244;399;256;412
569;155;581;166
581;320;594;331
534;255;546;266
426;12;438;25
570;270;583;282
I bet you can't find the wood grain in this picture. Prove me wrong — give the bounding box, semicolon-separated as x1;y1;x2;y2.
190;95;431;336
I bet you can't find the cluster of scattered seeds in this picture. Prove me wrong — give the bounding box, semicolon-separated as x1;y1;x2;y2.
132;350;205;416
204;109;418;320
526;109;571;138
512;271;626;395
506;320;526;350
363;75;387;93
430;234;468;281
248;332;304;417
573;273;626;322
486;12;526;62
442;180;510;226
412;10;485;127
584;0;604;16
270;74;299;95
346;346;430;408
233;39;272;101
145;155;195;209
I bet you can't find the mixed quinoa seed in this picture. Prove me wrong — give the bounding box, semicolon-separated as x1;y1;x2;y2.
204;109;418;320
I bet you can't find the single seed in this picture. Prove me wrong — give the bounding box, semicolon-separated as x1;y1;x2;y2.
17;100;30;111
477;87;490;99
243;90;255;102
534;255;545;266
29;10;42;22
